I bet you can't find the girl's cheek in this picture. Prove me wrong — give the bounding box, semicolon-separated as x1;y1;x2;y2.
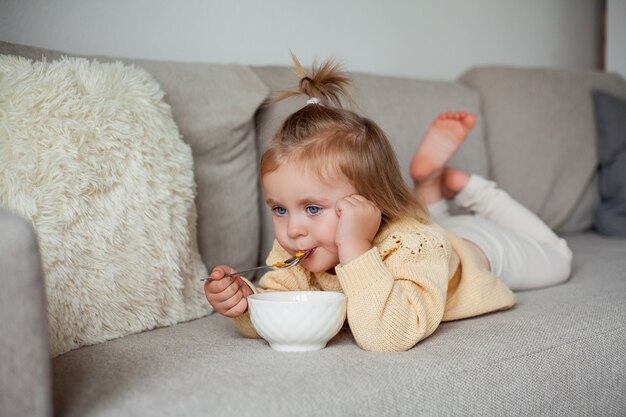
273;224;288;243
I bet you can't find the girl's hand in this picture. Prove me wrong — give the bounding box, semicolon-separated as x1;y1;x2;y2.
204;265;253;318
335;194;382;265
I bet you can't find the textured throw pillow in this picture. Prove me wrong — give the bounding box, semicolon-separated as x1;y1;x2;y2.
0;55;212;356
592;90;626;237
0;41;271;279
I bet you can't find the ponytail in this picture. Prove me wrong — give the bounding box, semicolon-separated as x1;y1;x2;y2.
271;53;354;108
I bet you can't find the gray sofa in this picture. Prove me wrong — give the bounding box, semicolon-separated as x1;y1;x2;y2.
1;41;625;417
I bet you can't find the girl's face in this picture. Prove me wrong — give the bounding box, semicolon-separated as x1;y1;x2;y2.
262;162;357;273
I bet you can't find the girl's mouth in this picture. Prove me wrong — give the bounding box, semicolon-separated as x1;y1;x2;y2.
299;247;316;258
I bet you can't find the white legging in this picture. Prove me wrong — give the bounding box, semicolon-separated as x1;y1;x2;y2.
429;174;572;291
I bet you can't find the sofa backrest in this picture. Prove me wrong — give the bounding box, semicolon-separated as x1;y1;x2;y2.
131;60;268;273
4;40;626;272
460;66;626;233
253;65;488;264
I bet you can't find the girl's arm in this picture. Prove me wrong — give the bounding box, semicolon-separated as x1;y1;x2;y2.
335;229;451;352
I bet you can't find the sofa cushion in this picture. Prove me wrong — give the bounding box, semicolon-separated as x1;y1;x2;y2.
253;65;488;263
131;60;269;273
0;41;269;281
0;54;212;356
51;233;626;416
592;90;626;236
460;66;626;233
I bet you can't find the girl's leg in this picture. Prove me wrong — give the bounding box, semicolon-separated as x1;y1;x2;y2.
411;112;572;290
454;173;565;247
445;171;572;290
427;199;452;221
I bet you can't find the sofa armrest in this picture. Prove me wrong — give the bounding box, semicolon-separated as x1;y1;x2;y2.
0;208;52;417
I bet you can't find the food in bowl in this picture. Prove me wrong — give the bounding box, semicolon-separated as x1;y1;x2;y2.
247;291;347;352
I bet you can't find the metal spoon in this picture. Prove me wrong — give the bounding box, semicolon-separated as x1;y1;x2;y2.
201;249;312;282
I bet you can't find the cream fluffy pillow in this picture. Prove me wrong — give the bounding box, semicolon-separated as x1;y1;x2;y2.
0;55;212;356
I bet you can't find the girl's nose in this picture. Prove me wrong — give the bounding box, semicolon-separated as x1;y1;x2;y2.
287;217;306;238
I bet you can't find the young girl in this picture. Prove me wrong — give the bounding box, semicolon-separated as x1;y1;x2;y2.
204;57;572;352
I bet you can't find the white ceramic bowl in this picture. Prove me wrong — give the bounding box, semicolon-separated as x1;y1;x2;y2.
247;291;347;352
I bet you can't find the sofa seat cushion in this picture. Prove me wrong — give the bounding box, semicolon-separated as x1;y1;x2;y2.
253;65;489;263
52;233;626;417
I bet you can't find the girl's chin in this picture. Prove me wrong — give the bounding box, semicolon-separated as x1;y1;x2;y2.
306;264;336;274
303;254;339;274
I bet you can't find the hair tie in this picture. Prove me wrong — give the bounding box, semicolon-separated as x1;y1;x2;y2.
306;97;320;105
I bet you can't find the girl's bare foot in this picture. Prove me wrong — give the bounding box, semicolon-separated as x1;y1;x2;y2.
410;112;477;184
443;168;470;199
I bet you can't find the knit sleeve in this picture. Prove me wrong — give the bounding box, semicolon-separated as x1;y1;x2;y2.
335;228;451;352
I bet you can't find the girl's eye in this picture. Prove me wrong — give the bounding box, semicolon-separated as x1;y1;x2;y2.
272;207;287;216
305;206;321;215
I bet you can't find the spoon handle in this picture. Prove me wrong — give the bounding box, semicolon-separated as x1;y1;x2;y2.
200;265;274;282
201;250;311;282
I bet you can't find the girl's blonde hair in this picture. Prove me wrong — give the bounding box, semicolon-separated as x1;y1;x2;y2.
261;55;429;226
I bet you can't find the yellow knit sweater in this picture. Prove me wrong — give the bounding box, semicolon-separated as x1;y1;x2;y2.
232;217;516;352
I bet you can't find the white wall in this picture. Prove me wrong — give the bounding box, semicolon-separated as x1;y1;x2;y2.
607;0;626;79
0;0;602;80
